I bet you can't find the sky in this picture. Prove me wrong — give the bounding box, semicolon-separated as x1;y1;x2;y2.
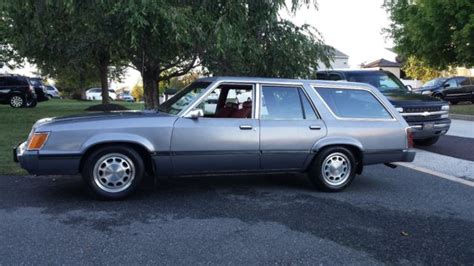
2;0;396;89
281;0;396;67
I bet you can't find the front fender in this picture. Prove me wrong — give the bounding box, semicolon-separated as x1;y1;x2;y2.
80;133;155;153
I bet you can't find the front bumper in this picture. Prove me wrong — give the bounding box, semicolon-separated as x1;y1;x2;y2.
408;119;451;139
14;141;80;175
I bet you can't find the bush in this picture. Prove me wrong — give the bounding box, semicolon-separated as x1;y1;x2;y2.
131;83;143;101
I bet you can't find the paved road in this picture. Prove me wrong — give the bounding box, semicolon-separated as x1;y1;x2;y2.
1;165;473;264
416;135;474;161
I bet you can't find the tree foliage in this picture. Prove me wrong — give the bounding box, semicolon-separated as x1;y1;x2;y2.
200;1;333;78
0;1;125;104
402;56;444;82
1;0;334;110
384;0;474;69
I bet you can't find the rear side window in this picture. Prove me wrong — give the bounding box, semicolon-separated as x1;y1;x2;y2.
315;88;392;119
457;77;471;86
260;86;318;120
1;77;27;86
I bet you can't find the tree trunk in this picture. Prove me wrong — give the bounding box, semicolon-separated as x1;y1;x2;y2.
98;61;110;105
143;69;159;110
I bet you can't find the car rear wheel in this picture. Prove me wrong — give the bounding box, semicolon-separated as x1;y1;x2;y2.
9;95;25;108
26;98;37;108
308;147;356;192
414;136;439;146
82;146;144;200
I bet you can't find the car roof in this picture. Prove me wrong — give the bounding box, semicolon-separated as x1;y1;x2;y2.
195;76;378;92
316;69;389;74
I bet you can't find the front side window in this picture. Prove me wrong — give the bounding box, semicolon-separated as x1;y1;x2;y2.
191;84;254;118
260;86;318;120
444;79;457;88
159;81;211;115
315;88;392;119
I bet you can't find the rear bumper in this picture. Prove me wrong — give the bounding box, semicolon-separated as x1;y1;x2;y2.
363;149;416;165
408;119;451;139
14;142;80;175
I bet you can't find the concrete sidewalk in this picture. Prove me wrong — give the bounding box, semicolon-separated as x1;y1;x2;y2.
446;119;473;139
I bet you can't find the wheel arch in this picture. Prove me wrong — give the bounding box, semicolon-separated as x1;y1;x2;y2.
79;141;155;177
307;138;364;174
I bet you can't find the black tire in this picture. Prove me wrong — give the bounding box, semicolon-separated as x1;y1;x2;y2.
9;94;25;108
414;136;439;146
26;98;37;108
450;101;458;105
81;146;145;200
308;147;357;192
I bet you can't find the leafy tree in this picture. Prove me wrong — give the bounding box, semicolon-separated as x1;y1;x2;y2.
0;1;125;104
200;1;333;78
384;0;474;69
131;83;143;102
402;56;455;82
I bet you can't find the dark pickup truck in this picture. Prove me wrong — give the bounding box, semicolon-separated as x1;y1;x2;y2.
317;70;450;146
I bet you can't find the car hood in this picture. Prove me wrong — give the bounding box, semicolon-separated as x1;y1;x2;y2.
34;111;170;129
415;85;438;92
383;91;445;106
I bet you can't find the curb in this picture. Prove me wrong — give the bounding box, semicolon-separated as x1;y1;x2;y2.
450;113;474;121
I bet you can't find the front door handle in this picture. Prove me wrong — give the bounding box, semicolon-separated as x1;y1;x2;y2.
239;125;253;130
309;125;321;130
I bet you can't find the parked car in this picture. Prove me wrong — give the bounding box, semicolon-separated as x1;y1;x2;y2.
15;77;415;200
0;74;37;108
86;88;117;101
415;76;474;105
317;70;450;146
117;91;135;102
29;77;50;102
45;85;62;99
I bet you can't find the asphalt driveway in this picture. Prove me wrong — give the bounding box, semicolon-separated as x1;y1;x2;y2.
1;165;473;264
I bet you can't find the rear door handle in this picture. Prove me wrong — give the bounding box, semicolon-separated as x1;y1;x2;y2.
239;125;253;130
309;125;321;130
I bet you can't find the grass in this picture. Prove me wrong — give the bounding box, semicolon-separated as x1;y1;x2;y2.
0;99;144;176
450;103;474;116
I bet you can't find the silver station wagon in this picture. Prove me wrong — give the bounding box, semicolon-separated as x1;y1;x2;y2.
14;77;415;199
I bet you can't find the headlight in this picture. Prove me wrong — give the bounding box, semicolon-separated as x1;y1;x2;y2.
27;132;49;150
421;90;432;95
441;114;449;119
441;105;449;111
395;107;403;113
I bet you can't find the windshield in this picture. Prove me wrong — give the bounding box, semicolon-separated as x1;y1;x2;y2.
159;81;211;114
345;72;408;93
423;78;446;87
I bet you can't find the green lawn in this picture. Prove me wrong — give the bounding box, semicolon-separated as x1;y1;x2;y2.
0;99;143;176
450;103;474;115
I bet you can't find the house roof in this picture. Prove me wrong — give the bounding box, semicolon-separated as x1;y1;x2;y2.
362;58;401;68
333;48;349;58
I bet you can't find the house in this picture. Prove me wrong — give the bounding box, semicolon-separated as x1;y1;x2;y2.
318;48;349;70
361;58;401;78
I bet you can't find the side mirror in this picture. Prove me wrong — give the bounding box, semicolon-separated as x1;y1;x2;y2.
443;83;450;88
185;108;204;119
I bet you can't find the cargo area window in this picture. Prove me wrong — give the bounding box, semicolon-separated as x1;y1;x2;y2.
315;88;392;119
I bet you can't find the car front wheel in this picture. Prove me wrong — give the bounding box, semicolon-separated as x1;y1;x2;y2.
82;146;144;200
308;147;357;192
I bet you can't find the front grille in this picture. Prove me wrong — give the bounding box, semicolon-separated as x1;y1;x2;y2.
404;106;441;113
405;114;442;122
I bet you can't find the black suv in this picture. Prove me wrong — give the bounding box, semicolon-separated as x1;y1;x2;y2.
29;77;50;102
317;70;451;146
0;75;37;108
415;76;474;105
